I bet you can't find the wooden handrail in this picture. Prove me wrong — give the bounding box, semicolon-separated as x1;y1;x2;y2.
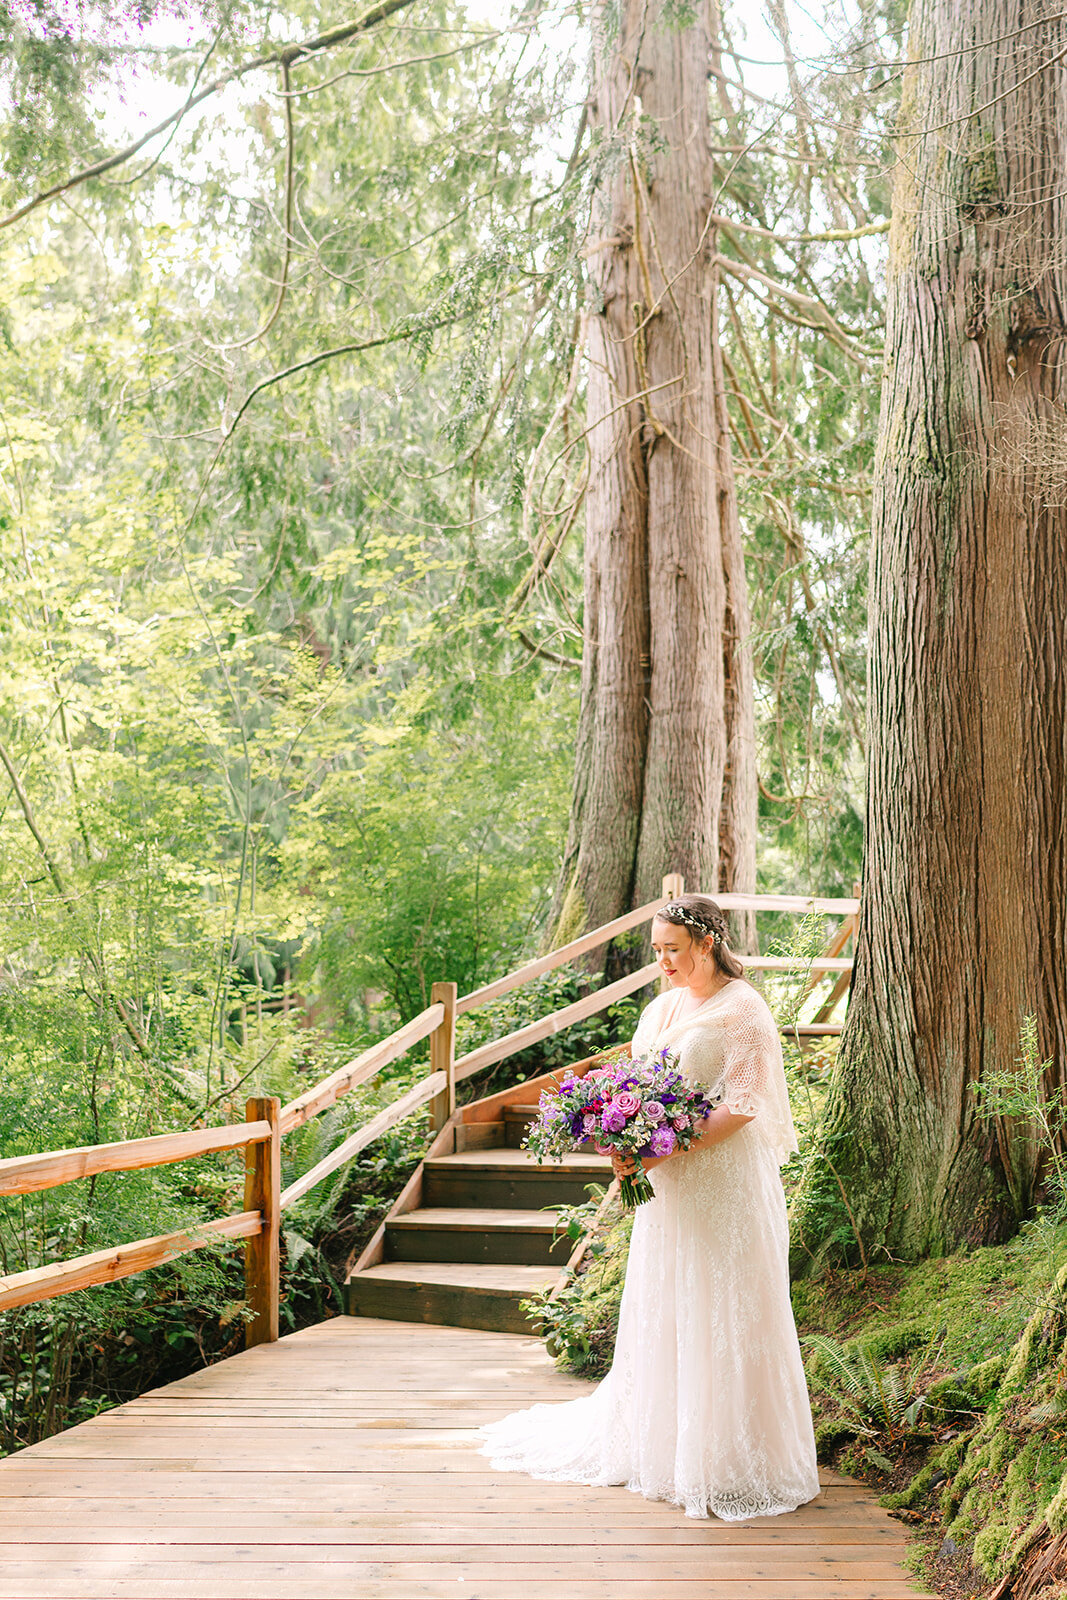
716;892;860;914
0;876;859;1344
455;892;671;1016
0;1121;272;1198
455;960;660;1082
279;1003;444;1135
455;890;859;1019
279;1071;447;1211
0;1210;263;1314
744;955;852;972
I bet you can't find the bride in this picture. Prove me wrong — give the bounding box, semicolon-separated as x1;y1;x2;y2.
480;893;820;1521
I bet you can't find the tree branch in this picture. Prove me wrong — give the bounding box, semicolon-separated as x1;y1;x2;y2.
0;0;419;231
514;630;581;669
715;255;880;363
711;212;889;244
222;314;458;437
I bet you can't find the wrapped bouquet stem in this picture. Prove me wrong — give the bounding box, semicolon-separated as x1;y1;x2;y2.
523;1048;719;1209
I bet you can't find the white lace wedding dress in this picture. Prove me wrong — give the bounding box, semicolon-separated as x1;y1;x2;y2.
479;979;820;1520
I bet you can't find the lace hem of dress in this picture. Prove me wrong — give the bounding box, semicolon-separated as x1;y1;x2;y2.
478;1430;816;1523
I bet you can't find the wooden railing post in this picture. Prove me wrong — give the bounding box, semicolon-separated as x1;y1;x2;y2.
244;1096;280;1348
429;981;457;1133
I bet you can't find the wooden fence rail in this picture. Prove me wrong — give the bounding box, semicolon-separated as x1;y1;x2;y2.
0;1121;273;1197
454;960;661;1082
0;1212;265;1314
0;877;859;1345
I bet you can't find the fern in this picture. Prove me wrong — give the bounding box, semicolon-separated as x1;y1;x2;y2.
805;1326;946;1444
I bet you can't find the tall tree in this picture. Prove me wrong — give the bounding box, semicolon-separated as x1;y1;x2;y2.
796;0;1067;1264
553;0;757;954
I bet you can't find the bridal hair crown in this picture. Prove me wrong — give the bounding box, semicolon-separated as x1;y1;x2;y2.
660;901;725;946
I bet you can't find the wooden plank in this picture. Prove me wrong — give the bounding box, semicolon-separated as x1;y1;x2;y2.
0;1211;261;1313
0;1457;890;1488
0;1526;910;1548
714;893;860;914
386;1208;561;1233
0;1121;271;1198
279;1005;444;1134
459;1064;604;1124
280;1073;446;1210
243;1097;280;1347
426;1147;611;1170
0;1548;917;1576
455;893;670;1015
742;956;852;972
429;981;457;1131
0;1580;931;1600
0;1517;899;1545
454;962;660;1081
0;1495;893;1522
0;1538;911;1559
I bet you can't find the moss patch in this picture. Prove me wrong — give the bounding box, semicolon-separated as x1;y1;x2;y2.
797;1242;1067;1595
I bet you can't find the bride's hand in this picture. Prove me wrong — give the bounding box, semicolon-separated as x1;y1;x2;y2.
611;1151;637;1179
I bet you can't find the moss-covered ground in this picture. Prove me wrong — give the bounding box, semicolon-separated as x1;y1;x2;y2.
531;1208;1067;1600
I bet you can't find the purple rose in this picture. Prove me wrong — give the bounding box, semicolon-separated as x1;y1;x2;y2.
582;1112;597;1134
614;1091;641;1118
650;1127;676;1158
644;1100;665;1123
672;1115;691;1132
601;1103;626;1133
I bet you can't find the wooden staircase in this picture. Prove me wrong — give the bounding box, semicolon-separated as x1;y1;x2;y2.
345;1075;612;1335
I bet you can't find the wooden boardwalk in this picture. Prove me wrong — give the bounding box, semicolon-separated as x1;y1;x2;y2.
0;1315;932;1600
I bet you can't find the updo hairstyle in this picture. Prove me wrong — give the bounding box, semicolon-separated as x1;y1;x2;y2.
655;894;745;980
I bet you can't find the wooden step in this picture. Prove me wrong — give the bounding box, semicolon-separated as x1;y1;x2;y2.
344;1261;556;1335
503;1103;540;1148
423;1147;612;1209
385;1208;569;1267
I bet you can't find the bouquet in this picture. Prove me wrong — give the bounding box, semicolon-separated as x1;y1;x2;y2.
523;1048;719;1208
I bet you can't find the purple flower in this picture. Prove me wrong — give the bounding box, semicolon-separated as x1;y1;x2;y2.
614;1091;640;1117
644;1100;665;1123
650;1127;676;1158
582;1112;597;1134
601;1103;627;1133
672;1114;691;1132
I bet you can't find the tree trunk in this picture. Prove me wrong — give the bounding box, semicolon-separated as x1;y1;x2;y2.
795;0;1067;1266
554;0;756;961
